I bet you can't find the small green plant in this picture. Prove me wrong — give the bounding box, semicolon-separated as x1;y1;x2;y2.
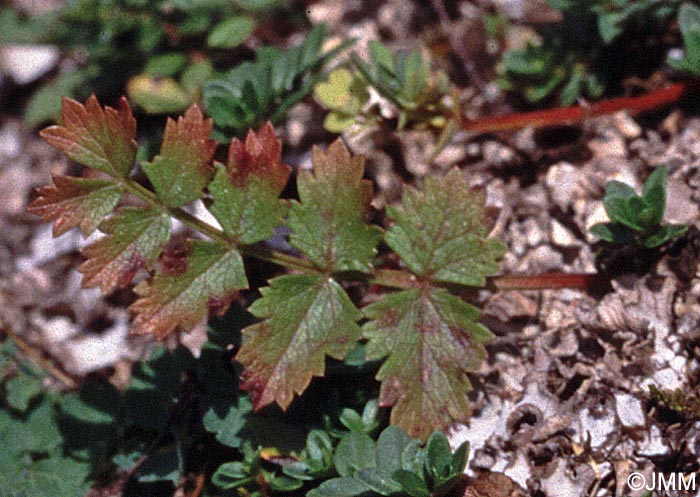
29;95;505;441
306;426;468;497
203;24;349;139
314;41;454;133
590;167;687;249
648;385;700;419
497;0;681;105
0;0;289;125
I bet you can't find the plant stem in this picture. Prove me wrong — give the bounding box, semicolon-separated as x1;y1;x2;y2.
460;82;688;133
120;178;319;274
488;272;601;291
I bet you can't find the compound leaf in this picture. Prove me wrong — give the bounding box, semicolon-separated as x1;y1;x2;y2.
130;240;247;339
362;288;492;439
208;122;291;243
40;95;137;178
28;175;122;237
237;274;362;410
79;208;171;294
384;168;504;286
287;140;382;272
142;105;217;207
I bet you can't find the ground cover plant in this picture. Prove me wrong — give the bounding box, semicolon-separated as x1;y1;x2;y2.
4;0;700;496
0;0;297;126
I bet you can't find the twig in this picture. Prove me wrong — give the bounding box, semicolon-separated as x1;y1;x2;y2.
2;323;78;389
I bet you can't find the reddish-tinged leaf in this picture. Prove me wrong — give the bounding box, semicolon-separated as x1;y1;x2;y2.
130;240;247;339
79;208;171;293
207;123;290;243
385;168;505;287
40;95;137;178
226;122;291;191
362;288;492;439
237;274;361;410
28;175;122;237
142;105;217;207
287;140;382;272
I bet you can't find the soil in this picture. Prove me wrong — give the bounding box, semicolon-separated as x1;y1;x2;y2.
1;1;700;497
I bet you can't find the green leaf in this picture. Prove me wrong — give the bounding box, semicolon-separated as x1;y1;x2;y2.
559;64;584;106
425;432;452;481
385;168;504;286
270;475;304;491
28;175;123;237
355;468;403;495
237;274;362;410
450;440;469;475
673;3;700;73
602;180;645;230
392;469;430;497
203;396;252;448
130;240;248;339
597;11;625;44
40;95;137;178
363;288;492;438
307;477;374;497
5;374;43;412
287;140;382;272
334;431;376;477
643;224;688;248
79;208;171;294
376;425;413;474
144;52;188;77
370;40;394;72
314;68;369;114
207;15;255;48
641;167;667;228
24;68;95;128
212;461;249;489
208;122;290;243
142;105;216;207
127;74;192;114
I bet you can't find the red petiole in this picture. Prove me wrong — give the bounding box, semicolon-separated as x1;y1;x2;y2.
460;82;689;133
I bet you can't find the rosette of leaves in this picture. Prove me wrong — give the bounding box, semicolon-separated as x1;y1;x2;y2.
210;401;381;495
308;426;468;497
315;41;453;133
203;24;350;139
30;95;504;439
0;0;288;125
590;167;687;249
497;0;681;105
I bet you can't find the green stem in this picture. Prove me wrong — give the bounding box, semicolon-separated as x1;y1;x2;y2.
119;178;319;274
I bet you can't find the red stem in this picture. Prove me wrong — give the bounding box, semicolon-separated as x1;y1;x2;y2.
460;82;689;133
488;272;601;291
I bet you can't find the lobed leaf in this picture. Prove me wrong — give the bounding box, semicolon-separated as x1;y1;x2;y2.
384;168;505;287
79;208;171;294
208;122;291;243
287;140;382;273
142;105;217;207
28;175;122;237
236;274;362;411
362;288;492;439
130;240;248;339
40;95;137;178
